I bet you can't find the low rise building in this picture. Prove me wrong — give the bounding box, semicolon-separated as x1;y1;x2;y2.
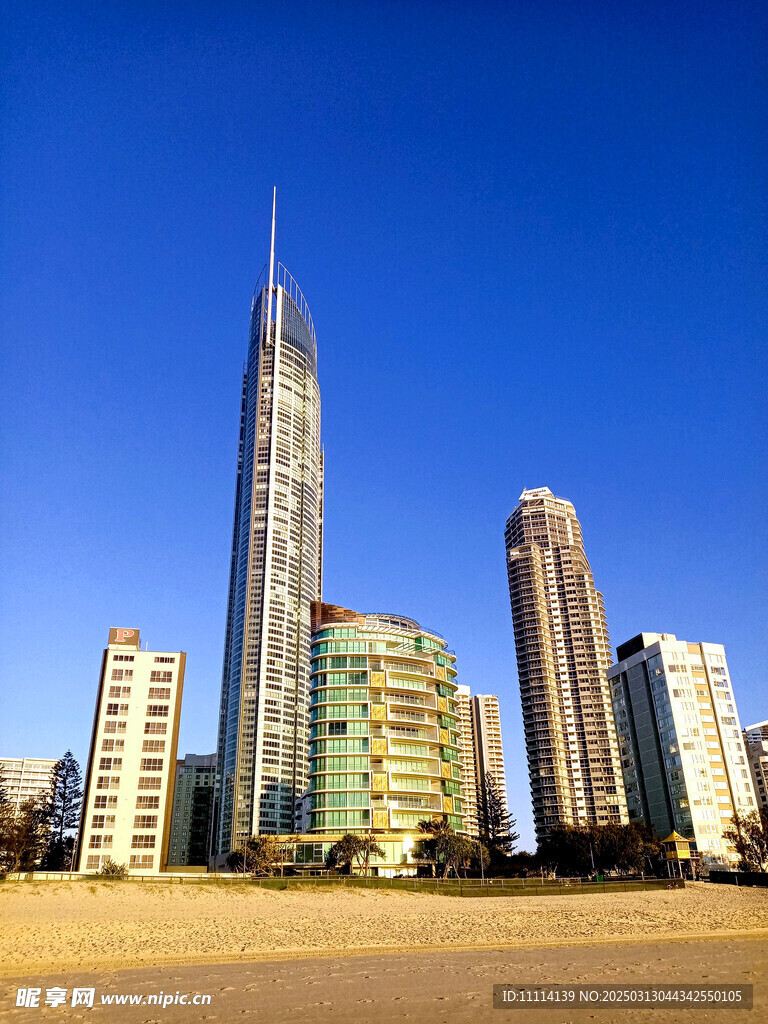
0;757;57;810
76;627;185;874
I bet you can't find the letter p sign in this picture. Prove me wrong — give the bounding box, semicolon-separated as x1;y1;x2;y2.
109;627;140;648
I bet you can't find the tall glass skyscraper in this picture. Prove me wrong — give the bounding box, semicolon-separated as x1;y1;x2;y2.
215;194;323;855
505;487;627;841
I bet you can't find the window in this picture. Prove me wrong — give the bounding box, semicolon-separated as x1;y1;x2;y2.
89;835;112;849
86;855;101;870
96;776;120;790
91;815;105;829
154;657;175;664
112;655;134;662
136;796;160;808
105;703;120;716
150;671;173;683
103;720;127;734
140;758;163;771
142;740;165;752
148;687;171;700
129;855;154;869
138;776;162;790
93;795;117;809
146;705;169;717
133;815;158;828
131;834;156;848
98;758;122;771
144;722;167;735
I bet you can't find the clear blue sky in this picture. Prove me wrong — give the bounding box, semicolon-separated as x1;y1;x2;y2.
1;1;765;851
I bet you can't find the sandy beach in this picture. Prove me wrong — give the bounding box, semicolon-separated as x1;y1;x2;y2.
0;879;766;976
1;938;766;1024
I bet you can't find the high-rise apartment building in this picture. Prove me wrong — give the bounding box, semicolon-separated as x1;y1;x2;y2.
470;694;509;832
0;757;57;811
167;753;216;866
609;634;755;868
505;487;628;840
743;721;768;810
454;689;509;836
215;194;323;854
77;628;185;874
307;603;465;834
455;686;479;834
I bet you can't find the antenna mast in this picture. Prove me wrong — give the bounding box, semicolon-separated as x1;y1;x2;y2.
265;187;276;344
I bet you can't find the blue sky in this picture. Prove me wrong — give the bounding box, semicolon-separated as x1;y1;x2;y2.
1;1;765;850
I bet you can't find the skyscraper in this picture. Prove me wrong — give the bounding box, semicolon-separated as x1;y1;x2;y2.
609;634;755;868
470;694;510;833
215;193;323;855
454;687;509;837
505;487;628;841
455;686;479;834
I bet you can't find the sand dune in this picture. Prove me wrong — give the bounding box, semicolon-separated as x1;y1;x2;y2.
1;879;766;975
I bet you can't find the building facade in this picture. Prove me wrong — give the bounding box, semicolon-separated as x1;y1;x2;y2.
454;689;510;837
307;603;465;835
215;194;323;854
743;721;768;811
167;754;216;867
469;694;509;835
454;686;479;835
609;633;756;868
76;628;185;874
0;757;57;811
505;487;628;841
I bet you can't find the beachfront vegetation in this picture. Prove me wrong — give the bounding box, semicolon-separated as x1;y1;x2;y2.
325;834;385;875
537;822;662;876
0;796;52;874
0;752;83;874
41;751;83;871
722;809;768;872
477;772;519;860
98;858;127;878
225;835;289;875
415;818;489;878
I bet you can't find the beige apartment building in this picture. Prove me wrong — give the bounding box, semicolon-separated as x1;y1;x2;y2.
455;686;479;834
505;487;628;840
76;628;185;874
470;694;509;830
455;688;509;836
609;634;755;868
744;721;768;811
0;757;57;810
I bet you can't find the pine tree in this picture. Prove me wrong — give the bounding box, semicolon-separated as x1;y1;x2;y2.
42;751;83;871
478;772;519;856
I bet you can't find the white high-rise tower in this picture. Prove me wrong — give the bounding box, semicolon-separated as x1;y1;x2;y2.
215;193;323;854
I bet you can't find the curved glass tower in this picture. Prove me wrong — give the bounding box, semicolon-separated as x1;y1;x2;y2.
215;194;323;854
307;603;465;835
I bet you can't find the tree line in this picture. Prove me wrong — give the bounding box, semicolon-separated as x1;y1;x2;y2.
0;752;83;874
